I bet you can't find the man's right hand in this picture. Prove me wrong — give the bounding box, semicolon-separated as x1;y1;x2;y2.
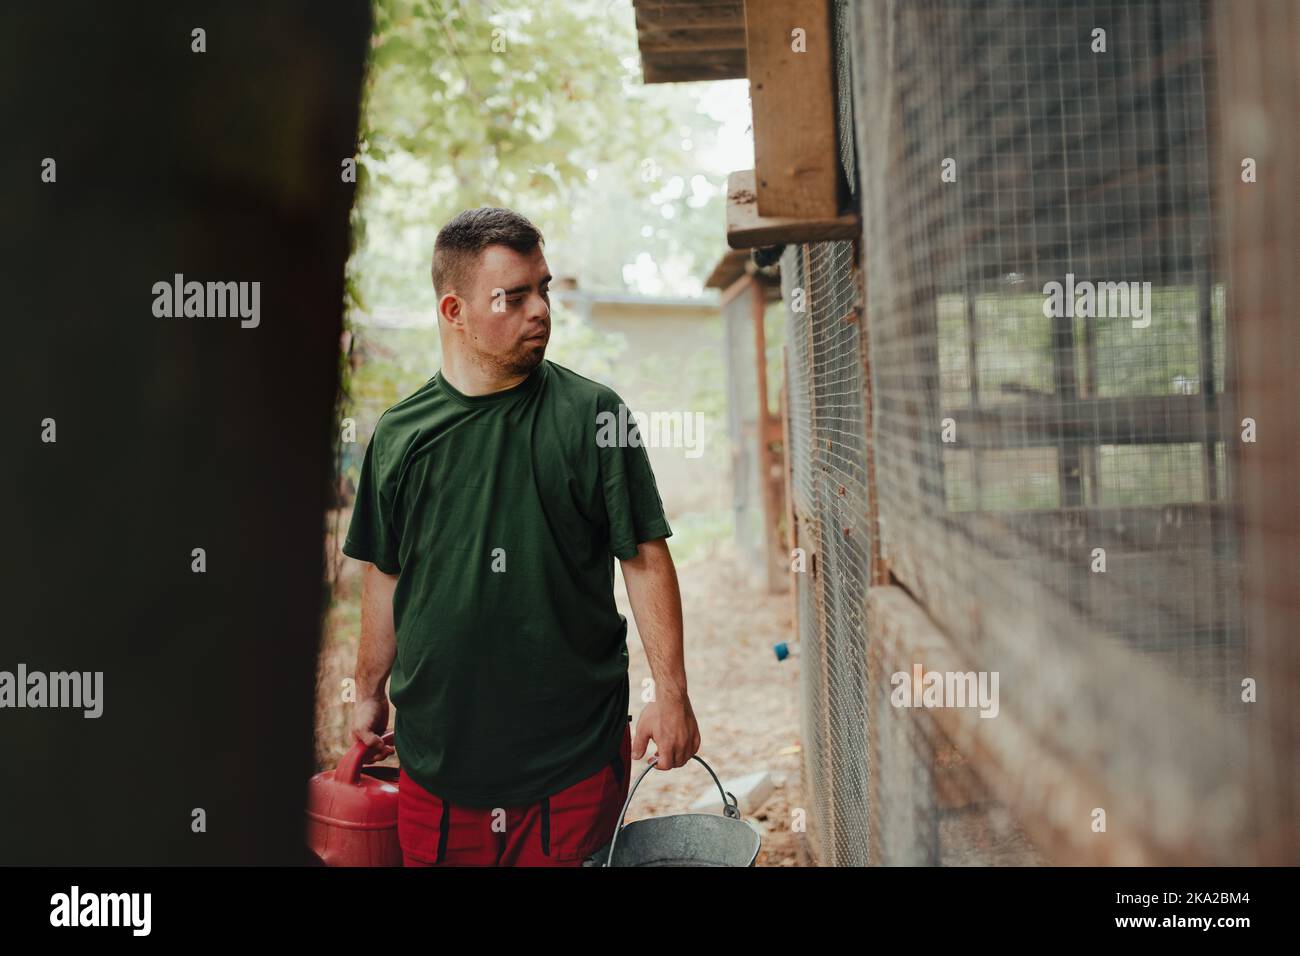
351;694;394;760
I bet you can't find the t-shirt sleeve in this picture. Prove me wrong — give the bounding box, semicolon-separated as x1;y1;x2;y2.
596;391;674;561
342;423;402;575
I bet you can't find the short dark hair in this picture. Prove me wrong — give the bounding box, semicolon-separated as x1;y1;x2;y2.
431;206;545;297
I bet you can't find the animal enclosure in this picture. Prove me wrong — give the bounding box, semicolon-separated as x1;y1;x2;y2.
765;0;1297;865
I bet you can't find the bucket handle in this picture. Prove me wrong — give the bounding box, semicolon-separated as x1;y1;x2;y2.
604;753;740;867
335;730;396;786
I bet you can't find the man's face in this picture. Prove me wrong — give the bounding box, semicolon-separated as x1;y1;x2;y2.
450;244;551;376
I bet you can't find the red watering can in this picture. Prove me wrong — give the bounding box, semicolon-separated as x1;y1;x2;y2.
306;730;401;866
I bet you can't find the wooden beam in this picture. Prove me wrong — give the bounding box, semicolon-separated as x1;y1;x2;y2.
1220;0;1300;864
641;52;747;84
634;0;748;65
726;169;859;247
640;48;747;68
751;276;786;593
858;280;887;589
954;502;1232;554
637;27;746;52
638;15;748;34
635;1;743;11
780;352;798;636
780;348;795;556
941;504;1244;644
719;269;753;308
705;247;750;289
744;0;840;217
943;394;1231;448
634;0;744;30
868;585;1246;864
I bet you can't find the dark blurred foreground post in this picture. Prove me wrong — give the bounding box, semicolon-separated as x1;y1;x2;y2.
0;1;370;863
1220;0;1300;864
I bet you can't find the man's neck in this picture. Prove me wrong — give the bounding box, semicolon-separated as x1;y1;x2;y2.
438;351;531;397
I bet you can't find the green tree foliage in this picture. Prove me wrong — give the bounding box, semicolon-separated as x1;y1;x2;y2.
331;0;737;568
348;0;729;310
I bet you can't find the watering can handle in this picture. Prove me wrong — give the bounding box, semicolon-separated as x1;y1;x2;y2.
604;753;740;867
336;730;396;786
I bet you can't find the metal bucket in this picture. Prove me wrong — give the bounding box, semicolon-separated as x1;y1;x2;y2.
589;754;761;867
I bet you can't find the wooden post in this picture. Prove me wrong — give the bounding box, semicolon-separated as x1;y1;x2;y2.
1219;0;1300;864
6;2;370;864
752;278;788;592
743;0;842;219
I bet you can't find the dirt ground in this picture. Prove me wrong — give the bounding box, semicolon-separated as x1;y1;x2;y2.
315;513;805;866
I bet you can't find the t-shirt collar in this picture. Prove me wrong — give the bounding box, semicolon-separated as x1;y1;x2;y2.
435;361;547;407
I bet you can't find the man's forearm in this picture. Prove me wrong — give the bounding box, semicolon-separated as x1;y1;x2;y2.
356;562;399;700
619;538;687;700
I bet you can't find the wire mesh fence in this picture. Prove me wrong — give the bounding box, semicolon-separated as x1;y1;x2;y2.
775;0;1292;865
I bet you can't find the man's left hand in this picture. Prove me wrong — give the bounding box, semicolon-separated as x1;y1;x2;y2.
632;693;702;770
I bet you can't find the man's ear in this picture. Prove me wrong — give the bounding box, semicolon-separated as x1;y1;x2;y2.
438;292;463;330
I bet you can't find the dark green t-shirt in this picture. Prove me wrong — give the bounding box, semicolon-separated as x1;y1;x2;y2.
342;358;673;807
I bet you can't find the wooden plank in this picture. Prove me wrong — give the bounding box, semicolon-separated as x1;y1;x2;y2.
744;0;841;217
726;169;859;247
978;551;1240;642
641;53;747;84
637;0;743;15
706;247;750;290
638;27;747;52
855;257;887;588
876;497;1257;864
953;502;1231;555
718;269;753;308
943;394;1232;448
1220;0;1300;865
868;585;1241;864
640;48;747;69
941;503;1243;639
751;276;787;593
638;16;748;36
1084;554;1240;642
780;348;796;560
869;585;1111;863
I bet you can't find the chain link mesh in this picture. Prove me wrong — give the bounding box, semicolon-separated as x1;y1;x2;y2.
775;0;1277;865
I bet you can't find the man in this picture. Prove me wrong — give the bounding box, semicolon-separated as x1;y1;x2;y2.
342;206;701;866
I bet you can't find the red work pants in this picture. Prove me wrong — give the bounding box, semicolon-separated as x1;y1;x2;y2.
397;720;632;867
